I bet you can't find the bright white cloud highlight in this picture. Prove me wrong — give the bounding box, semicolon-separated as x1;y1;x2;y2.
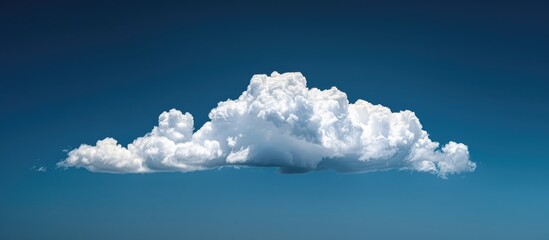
59;72;475;177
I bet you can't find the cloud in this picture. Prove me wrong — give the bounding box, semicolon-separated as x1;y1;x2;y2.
58;72;475;177
31;165;47;172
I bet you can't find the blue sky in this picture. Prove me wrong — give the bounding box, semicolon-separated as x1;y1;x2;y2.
1;0;548;239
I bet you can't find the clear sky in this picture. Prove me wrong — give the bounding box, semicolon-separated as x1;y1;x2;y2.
1;0;548;239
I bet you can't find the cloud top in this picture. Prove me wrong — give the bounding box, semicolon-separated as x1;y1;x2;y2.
59;72;475;177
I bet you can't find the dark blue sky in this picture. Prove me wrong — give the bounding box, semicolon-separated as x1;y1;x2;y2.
1;0;548;239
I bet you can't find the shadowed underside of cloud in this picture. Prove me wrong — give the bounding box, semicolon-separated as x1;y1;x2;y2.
58;72;475;177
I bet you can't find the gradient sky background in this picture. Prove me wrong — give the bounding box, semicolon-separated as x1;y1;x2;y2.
1;0;548;239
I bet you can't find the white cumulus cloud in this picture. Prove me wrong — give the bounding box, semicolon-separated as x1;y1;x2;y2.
58;72;476;177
